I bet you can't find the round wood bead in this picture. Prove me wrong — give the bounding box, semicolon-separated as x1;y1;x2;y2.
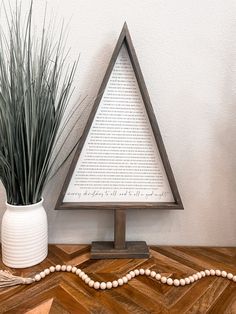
40;271;46;278
79;271;85;278
139;269;145;275
126;274;132;280
88;280;94;287
185;278;190;285
118;279;124;286
221;271;227;278
112;280;119;288
215;270;221;276
205;270;210;276
35;274;41;281
150;271;156;278
49;266;55;273
173;279;180;287
167;278;173;285
55;265;61;271
72;267;77;273
122;276;128;284
44;269;50;276
210;269;215;276
106;282;112;289
134;269;139;276
200;271;206;277
227;273;233;280
155;274;161;280
66;265;72;272
100;282;106;290
130;271;135;278
82;274;88;281
197;272;202;279
94;282;100;290
145;269;151;276
189;276;194;283
180;279;185;286
161;276;167;284
61;265;67;271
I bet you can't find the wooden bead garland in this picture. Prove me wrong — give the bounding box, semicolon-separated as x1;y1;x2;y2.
1;266;236;289
29;266;236;290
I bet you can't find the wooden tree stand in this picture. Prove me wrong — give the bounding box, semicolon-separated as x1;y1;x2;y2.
91;209;150;259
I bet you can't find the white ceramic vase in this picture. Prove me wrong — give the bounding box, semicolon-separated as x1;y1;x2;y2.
1;199;48;268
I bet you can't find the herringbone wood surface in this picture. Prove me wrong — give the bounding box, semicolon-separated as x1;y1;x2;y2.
0;245;236;313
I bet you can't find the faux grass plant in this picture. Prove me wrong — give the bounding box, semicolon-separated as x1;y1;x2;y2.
0;3;80;205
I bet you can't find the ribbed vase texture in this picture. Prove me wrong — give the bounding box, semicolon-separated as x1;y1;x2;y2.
1;200;48;268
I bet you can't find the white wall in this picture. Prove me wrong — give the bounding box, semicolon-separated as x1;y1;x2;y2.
1;0;236;245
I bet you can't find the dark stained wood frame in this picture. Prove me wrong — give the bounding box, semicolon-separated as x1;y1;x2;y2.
55;22;183;212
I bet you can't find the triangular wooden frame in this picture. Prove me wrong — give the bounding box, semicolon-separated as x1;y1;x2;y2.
55;23;183;211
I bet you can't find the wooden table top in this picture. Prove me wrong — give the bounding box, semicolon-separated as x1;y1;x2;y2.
0;245;236;313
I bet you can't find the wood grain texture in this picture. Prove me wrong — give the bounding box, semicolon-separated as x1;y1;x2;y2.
0;245;236;313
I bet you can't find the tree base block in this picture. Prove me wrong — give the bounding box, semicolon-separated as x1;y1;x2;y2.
91;241;150;259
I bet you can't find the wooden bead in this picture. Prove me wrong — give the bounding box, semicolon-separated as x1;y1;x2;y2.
221;271;227;278
88;280;94;287
150;271;156;278
167;278;173;285
100;282;106;290
139;269;145;275
61;265;67;272
134;269;139;276
106;282;112;289
82;274;88;281
173;279;180;286
49;266;55;273
72;267;77;273
200;271;206;277
112;280;118;288
155;274;161;280
118;279;123;286
122;276;128;284
35;274;41;281
55;265;61;271
161;276;167;283
180;279;185;286
189;276;194;283
145;269;151;276
205;270;210;276
94;282;100;290
197;272;202;279
130;271;135;278
227;273;233;280
66;265;72;272
215;270;221;276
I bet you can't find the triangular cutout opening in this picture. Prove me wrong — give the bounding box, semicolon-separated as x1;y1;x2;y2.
56;23;183;210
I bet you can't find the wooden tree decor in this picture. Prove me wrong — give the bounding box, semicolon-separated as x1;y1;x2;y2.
55;23;183;259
